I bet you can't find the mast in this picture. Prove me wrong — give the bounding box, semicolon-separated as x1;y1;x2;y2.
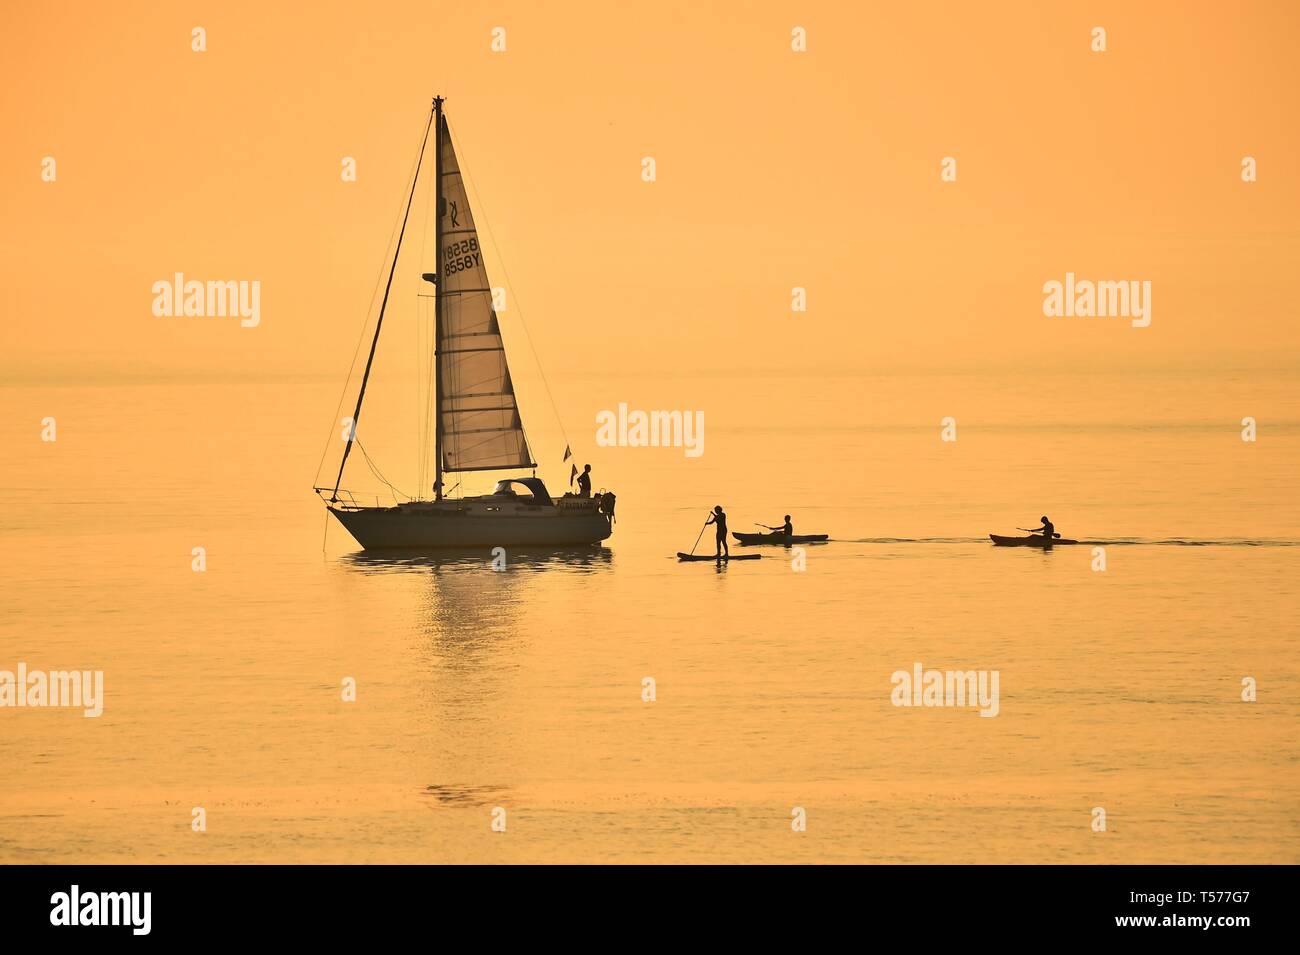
432;95;446;501
433;113;536;478
329;100;436;502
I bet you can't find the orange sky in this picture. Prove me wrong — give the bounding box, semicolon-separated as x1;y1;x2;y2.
3;0;1299;386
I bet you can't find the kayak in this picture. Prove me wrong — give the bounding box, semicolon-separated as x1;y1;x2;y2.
732;532;829;545
676;552;762;562
989;534;1080;547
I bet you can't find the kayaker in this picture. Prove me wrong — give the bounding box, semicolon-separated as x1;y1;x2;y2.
1028;515;1055;540
761;515;793;537
705;505;729;558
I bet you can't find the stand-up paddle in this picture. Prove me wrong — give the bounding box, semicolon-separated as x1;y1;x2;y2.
677;509;761;562
688;512;709;556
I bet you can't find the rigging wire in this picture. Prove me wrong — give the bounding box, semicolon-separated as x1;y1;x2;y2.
356;437;410;502
314;113;431;490
423;293;438;492
419;293;439;495
449;119;575;470
416;130;436;497
328;105;436;499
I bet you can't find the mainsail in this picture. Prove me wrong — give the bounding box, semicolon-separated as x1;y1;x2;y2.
437;118;534;473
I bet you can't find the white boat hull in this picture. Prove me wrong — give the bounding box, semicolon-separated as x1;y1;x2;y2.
329;500;613;550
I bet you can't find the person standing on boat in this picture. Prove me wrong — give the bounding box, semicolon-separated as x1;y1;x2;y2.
761;515;793;538
576;464;592;498
1027;515;1055;540
705;505;729;558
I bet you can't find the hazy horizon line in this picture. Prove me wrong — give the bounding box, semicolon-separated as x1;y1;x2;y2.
6;353;1300;389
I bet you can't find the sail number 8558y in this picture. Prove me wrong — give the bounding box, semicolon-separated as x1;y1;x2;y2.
444;237;482;278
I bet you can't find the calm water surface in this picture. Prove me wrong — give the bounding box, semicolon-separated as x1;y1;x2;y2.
2;372;1297;862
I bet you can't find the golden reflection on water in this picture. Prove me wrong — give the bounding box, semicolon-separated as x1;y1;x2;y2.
1;377;1297;863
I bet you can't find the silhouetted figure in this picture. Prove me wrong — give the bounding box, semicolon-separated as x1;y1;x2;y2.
1029;515;1055;540
761;514;793;537
705;505;729;558
577;464;592;498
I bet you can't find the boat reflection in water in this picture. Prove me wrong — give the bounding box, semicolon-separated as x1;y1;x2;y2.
336;546;613;811
340;544;614;576
337;544;613;654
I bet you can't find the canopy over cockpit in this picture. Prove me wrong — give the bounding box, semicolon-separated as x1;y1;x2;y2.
490;477;553;505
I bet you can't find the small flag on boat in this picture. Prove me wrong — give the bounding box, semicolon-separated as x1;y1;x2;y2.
569;463;578;487
563;445;572;462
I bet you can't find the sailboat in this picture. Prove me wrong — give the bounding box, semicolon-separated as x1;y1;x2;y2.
315;96;615;549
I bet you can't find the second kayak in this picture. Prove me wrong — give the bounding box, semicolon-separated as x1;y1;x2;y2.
732;532;829;545
989;534;1080;547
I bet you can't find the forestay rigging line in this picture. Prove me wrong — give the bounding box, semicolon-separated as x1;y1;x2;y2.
314;113;429;491
330;105;436;500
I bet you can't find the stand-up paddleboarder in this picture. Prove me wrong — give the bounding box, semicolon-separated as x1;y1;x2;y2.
705;505;729;558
